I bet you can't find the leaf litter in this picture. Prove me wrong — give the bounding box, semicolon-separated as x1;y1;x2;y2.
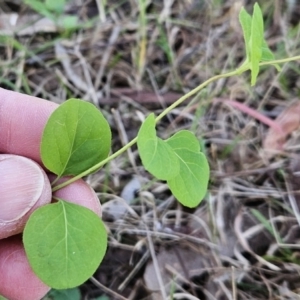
2;0;300;299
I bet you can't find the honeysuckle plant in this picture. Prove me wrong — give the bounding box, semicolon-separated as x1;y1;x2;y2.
22;3;300;289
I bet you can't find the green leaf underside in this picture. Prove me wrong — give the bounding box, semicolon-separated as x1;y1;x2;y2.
239;3;277;84
46;288;80;300
45;0;66;14
137;113;180;180
261;40;274;61
250;3;264;85
41;99;111;177
166;131;209;208
23;201;107;289
239;7;252;61
61;16;78;29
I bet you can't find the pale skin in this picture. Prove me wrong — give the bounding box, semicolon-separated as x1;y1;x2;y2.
0;88;102;300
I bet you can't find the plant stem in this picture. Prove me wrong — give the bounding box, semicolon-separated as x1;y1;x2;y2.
52;55;300;192
154;70;238;123
259;55;300;66
52;137;137;191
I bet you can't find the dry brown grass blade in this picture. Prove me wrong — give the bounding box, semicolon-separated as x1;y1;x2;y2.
90;276;128;300
234;210;280;271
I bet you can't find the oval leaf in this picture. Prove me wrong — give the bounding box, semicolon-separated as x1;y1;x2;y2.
23;201;107;289
137;113;179;180
239;7;252;61
47;288;81;300
45;0;66;13
250;3;263;85
41;99;111;177
166;131;209;208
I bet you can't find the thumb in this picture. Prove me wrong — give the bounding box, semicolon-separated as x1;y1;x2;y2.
0;154;52;239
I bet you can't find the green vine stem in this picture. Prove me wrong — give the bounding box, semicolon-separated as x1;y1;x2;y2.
52;56;300;192
52;137;138;191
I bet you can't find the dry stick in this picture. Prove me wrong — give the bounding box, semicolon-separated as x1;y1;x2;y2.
136;0;147;87
95;0;106;23
243;215;300;250
54;68;82;97
173;246;198;298
94;26;120;91
112;108;137;171
234;210;280;271
16;49;25;91
116;227;218;249
257;268;273;299
118;249;150;292
146;68;175;127
283;175;300;227
167;293;199;300
231;266;237;300
212;162;283;179
146;224;168;300
54;42;90;93
217;280;233;300
74;44;98;106
165;264;191;286
90;276;128;300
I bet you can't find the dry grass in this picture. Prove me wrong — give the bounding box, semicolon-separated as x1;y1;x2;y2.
1;0;300;299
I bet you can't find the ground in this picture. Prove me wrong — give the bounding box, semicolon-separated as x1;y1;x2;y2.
1;0;300;299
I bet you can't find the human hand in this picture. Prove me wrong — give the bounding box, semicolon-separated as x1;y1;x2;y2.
0;88;102;300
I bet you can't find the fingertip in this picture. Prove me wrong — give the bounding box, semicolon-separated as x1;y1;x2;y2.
0;155;52;239
0;235;50;300
0;88;58;163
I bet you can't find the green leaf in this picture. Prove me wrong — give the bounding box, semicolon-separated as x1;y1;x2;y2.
24;0;54;19
45;0;66;14
261;40;274;61
251;209;276;238
137;115;209;207
41;99;111;178
46;288;80;300
239;7;252;61
249;3;264;85
166;131;209;208
137;113;180;180
60;15;78;30
92;297;110;300
239;3;278;84
260;42;281;70
23;201;107;289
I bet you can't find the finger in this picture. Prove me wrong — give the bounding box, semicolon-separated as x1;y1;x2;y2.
0;88;101;213
0;168;101;300
0;89;102;300
0;89;102;222
0;88;57;164
0;235;50;300
51;175;102;216
0;155;52;239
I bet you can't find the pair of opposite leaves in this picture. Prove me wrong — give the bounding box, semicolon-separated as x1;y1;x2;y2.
238;3;279;85
24;99;209;290
41;99;209;208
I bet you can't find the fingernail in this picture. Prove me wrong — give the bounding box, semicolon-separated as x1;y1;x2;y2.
0;155;45;222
